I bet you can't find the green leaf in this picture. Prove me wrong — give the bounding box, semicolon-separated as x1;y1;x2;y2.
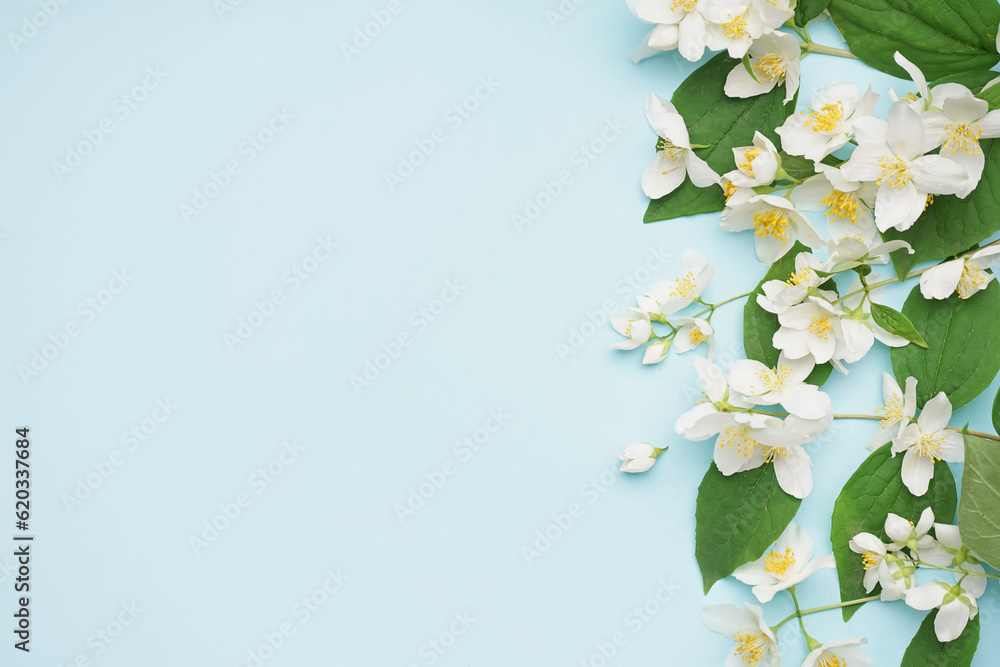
883;140;1000;278
743;243;833;386
795;0;831;26
779;152;819;182
901;610;980;667
869;302;928;348
695;463;801;593
993;386;1000;434
933;70;1000;94
831;443;957;621
827;0;1000;80
959;435;1000;570
891;282;1000;408
644;53;795;223
977;82;1000;111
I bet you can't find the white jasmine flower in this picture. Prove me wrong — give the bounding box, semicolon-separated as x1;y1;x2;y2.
891;52;931;111
733;523;836;602
841;101;968;232
776;82;879;161
668;316;715;357
724;131;781;188
703;4;765;59
836;276;910;365
848;533;914;600
923;524;986;573
791;164;877;245
922;85;1000;196
642;94;721;198
642;339;671;365
751;0;793;28
867;373;918;451
892;393;964;496
611;309;653;350
645;250;714;314
772;297;847;365
727;353;831;419
885;507;937;554
919;245;1000;300
720;194;823;266
627;0;714;62
756;252;832;315
849;532;889;594
702;602;780;667
675;357;746;440
904;578;982;642
802;637;872;667
618;442;665;473
827;238;912;267
725;32;801;103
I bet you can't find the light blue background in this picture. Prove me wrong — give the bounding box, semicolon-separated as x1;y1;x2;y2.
2;1;999;665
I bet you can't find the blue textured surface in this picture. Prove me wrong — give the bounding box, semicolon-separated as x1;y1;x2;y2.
2;1;999;665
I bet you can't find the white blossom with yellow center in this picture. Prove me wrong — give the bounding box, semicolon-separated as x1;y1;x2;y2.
644;249;714;314
725;32;800;103
892;393;965;496
776;82;880;161
756;251;832;316
841;100;967;233
724;131;780;188
720;194;823;266
668;316;715;358
866;373;918;451
734;524;836;602
772;297;847;365
801;638;872;667
919;245;1000;301
703;602;781;667
728;353;831;419
610;308;652;351
641;94;721;198
791;164;878;245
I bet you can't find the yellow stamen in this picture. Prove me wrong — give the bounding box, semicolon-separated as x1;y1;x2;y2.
876;396;903;429
913;432;948;461
656;137;685;161
787;267;814;286
721;12;747;38
753;55;786;82
689;327;707;346
764;547;796;576
818;654;846;667
718;426;760;459
820;190;861;225
942;122;983;157
671;0;697;11
668;271;698;298
806;102;844;133
808;315;832;339
733;631;766;666
753;210;790;245
924;194;934;211
877;156;911;189
957;264;988;298
739;148;761;176
862;551;881;570
901;93;919;102
750;365;791;394
723;182;740;200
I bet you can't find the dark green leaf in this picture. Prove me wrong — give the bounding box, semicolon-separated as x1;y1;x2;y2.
695;463;800;593
884;140;1000;279
831;443;957;620
933;70;999;94
743;243;833;386
869;302;928;348
976;82;1000;111
644;53;795;223
779;152;819;182
993;386;1000;434
891;282;1000;408
901;610;980;667
795;0;831;26
827;0;1000;80
959;435;1000;570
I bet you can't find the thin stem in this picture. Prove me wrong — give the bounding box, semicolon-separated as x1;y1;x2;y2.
833;414;880;420
714;290;754;309
833;268;931;305
801;42;859;59
772;595;880;631
788;588;820;651
913;560;1000;579
833;415;1000;442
